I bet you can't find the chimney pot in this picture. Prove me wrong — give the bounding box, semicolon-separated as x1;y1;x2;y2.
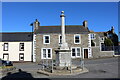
83;20;88;28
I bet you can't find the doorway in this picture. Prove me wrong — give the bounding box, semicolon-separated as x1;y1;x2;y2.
84;49;88;58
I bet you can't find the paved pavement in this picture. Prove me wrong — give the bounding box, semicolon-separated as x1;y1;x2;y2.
0;57;119;79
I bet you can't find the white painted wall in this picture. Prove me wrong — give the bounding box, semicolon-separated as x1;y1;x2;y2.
0;42;32;62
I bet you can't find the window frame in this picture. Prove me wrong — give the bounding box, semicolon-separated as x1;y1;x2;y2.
19;43;24;51
59;35;62;44
3;43;8;51
19;53;24;61
74;34;81;44
3;53;9;60
71;47;81;58
43;35;50;44
90;33;96;40
41;48;52;59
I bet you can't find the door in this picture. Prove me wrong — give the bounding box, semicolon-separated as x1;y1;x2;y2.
84;49;88;58
3;54;9;60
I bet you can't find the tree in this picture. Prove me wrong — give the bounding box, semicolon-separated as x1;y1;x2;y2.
104;38;113;46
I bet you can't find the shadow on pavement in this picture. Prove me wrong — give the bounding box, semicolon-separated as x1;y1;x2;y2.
1;69;50;80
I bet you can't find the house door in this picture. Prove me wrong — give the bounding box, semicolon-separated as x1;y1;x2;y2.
3;54;9;61
84;49;88;58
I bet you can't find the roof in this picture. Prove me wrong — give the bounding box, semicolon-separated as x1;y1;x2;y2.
94;32;106;37
0;32;33;42
35;25;89;34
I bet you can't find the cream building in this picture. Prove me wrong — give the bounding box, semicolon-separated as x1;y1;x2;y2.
0;32;32;62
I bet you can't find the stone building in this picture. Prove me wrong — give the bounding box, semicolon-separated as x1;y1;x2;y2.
32;19;93;63
90;26;118;58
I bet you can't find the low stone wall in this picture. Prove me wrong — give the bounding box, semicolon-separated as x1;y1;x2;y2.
92;47;114;58
99;51;114;57
0;66;16;77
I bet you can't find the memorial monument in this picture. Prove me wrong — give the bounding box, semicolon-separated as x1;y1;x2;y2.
38;11;88;75
55;11;71;68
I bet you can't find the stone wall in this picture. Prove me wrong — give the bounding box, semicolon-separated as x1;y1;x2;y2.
35;33;88;63
92;47;114;58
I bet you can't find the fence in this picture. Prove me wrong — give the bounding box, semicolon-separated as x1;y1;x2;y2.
101;46;120;55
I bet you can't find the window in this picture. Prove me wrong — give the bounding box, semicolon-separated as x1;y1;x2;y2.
90;34;95;40
74;34;81;44
101;37;104;41
43;35;50;44
41;48;52;59
19;53;24;61
71;47;81;58
3;53;9;60
19;43;24;51
59;35;62;44
3;43;8;51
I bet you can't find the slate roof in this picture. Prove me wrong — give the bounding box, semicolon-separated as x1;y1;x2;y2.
0;32;33;42
94;32;106;37
35;25;89;34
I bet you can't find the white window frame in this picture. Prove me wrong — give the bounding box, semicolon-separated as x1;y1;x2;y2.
58;35;62;44
100;37;104;41
43;35;50;44
90;33;96;40
3;53;9;60
19;43;24;51
19;53;24;61
74;34;81;44
3;43;8;51
71;47;81;58
41;48;52;59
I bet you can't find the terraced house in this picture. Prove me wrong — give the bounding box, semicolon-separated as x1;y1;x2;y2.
0;32;32;62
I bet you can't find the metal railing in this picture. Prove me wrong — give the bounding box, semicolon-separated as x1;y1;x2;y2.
41;58;84;73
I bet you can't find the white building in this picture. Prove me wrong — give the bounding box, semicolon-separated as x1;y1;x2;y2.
0;32;32;62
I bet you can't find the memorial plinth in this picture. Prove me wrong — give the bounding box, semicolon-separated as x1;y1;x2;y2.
55;49;71;68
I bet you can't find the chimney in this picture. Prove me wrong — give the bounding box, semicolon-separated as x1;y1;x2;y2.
111;26;114;33
83;20;88;28
34;19;40;30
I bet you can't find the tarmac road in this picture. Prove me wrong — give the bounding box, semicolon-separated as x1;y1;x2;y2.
1;57;119;79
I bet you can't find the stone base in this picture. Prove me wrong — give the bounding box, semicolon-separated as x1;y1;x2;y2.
55;49;71;67
37;67;89;76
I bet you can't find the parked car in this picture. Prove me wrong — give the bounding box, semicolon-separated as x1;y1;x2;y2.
2;60;13;66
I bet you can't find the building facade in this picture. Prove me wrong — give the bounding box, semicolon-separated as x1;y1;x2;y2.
32;19;93;63
0;32;32;62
